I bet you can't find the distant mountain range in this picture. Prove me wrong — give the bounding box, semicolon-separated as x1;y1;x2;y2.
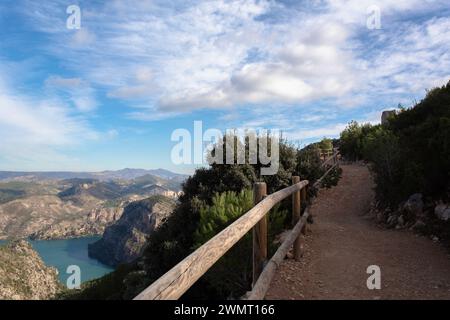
0;168;189;182
0;168;188;240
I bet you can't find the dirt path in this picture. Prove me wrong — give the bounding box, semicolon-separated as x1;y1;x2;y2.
266;164;450;300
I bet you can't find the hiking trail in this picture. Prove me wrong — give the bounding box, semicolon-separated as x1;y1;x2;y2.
266;164;450;299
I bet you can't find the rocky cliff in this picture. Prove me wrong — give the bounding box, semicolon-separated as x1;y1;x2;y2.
88;196;176;266
0;195;125;240
0;240;61;300
0;175;183;241
30;205;125;240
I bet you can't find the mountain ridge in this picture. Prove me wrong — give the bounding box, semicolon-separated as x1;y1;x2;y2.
0;168;189;182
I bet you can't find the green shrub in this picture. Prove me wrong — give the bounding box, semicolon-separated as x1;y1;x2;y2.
339;80;450;207
193;190;253;298
194;190;253;245
339;121;374;161
319;138;333;155
192;189;287;298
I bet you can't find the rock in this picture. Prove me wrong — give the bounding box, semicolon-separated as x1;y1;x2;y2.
88;195;176;266
387;214;398;228
412;220;426;231
434;203;450;221
381;110;396;124
398;215;405;226
0;240;61;300
375;208;388;223
402;193;424;219
432;236;439;242
274;230;290;245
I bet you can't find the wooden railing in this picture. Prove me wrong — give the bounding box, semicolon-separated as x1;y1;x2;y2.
321;149;339;168
134;151;340;300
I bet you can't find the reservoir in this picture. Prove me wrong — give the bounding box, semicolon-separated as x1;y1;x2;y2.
0;236;113;284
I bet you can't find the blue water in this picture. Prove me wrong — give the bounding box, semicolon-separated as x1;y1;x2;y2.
0;237;113;284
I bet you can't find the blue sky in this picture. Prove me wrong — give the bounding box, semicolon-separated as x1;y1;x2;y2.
0;0;449;174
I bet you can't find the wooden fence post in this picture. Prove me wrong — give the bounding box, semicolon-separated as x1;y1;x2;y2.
253;182;267;287
292;176;302;261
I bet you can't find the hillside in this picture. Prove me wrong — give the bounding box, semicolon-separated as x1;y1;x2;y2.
0;171;185;240
58;179;123;200
0;180;60;205
0;189;128;240
0;240;61;299
88;196;176;266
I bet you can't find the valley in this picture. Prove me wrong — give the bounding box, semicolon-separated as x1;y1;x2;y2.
0;168;185;299
0;169;186;241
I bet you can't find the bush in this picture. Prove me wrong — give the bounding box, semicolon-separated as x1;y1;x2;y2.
319;138;333;155
339;80;450;207
192;190;253;298
339;121;374;161
192;189;287;298
194;190;254;246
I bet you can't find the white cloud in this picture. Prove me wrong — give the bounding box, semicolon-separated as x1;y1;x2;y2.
72;28;96;46
18;0;450;120
45;75;98;112
72;95;97;112
0;78;98;169
287;123;348;141
106;129;119;139
45;76;82;87
285;109;383;143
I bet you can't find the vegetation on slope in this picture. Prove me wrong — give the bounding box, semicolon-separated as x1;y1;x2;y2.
339;81;450;245
0;240;62;299
339;81;450;207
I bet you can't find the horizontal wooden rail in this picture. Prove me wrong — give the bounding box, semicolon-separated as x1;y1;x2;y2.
313;160;339;188
134;180;309;300
320;150;339;168
248;207;310;300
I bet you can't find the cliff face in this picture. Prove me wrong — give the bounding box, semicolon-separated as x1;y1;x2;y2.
30;206;125;240
0;195;124;240
0;173;184;241
0;240;61;300
88;196;176;266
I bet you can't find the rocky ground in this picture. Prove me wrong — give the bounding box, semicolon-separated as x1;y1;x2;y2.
369;192;450;246
266;164;450;299
0;240;62;300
